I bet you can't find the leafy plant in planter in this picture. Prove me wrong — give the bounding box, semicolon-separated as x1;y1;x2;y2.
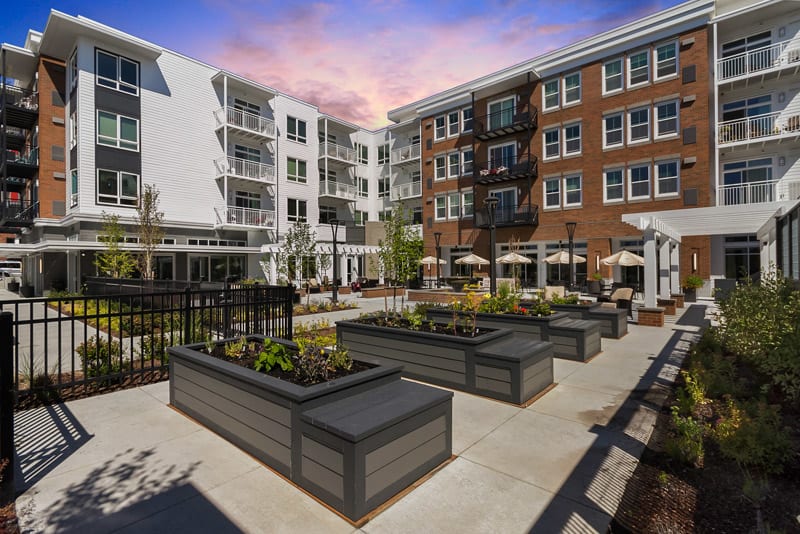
683;274;704;302
590;272;604;281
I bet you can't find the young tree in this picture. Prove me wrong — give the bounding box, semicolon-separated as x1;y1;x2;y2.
275;221;317;304
377;206;424;312
95;212;137;278
137;184;165;280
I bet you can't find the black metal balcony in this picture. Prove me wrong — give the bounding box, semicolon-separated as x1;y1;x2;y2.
474;154;537;184
473;104;537;140
4;126;29;151
3;146;38;180
0;199;37;228
1;87;39;129
474;203;539;228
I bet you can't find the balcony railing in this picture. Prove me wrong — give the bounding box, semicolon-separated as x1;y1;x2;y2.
390;181;422;201
390;143;420;165
215;156;276;184
5;146;38;166
214;107;276;138
214;206;275;228
1;86;38;112
473;104;538;140
474;203;539;228
318;142;357;164
0;199;37;227
718;111;800;145
474;154;537;184
319;180;357;200
717;180;777;206
717;39;800;82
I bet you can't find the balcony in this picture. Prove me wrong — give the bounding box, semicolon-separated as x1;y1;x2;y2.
390;181;422;201
390;143;420;166
214;206;275;229
4;146;38;179
718;111;800;147
717;180;777;206
318;142;357;165
319;180;357;201
474;203;539;228
215;156;276;184
1;87;38;129
214;107;276;140
474;154;537;184
717;39;800;86
0;199;37;228
473;104;537;141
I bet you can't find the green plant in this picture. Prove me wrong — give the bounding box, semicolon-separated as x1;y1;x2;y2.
325;343;352;371
682;275;704;290
665;406;705;466
551;294;579;305
479;282;519;314
657;470;669;486
528;301;552;316
76;336;125;378
137;332;174;362
224;336;249;359
675;369;708;416
293;342;329;384
94;212;137;278
590;272;603;281
254;339;294;373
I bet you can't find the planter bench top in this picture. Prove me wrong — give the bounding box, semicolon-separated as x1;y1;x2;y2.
301;380;453;442
474;334;552;364
550;318;601;333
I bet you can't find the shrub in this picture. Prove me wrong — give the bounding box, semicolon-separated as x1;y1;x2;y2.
76;336;125;378
137;332;174;362
682;275;704;290
253;339;294;373
675;369;707;416
665;406;705;466
478;282;519;314
551;294;579;305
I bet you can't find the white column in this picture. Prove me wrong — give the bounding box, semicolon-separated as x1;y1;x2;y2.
643;229;658;308
670;243;680;296
659;237;671;299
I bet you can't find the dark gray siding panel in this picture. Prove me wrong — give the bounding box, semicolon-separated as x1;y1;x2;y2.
95;86;141;118
95;145;141;175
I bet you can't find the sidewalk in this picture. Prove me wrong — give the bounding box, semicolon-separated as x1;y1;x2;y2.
13;302;711;533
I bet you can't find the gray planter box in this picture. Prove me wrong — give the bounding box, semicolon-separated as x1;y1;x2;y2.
168;335;453;521
426;308;601;362
548;302;628;339
336;320;553;405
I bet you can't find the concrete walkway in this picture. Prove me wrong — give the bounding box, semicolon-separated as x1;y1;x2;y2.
12;301;712;533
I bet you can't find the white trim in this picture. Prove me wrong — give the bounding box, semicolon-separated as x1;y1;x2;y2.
603;167;625;203
434;114;446;141
434;154;447;181
563;173;583;207
603;112;624;149
628;106;650;144
434;194;447;220
654;158;680;198
543;126;560;160
654;99;679;139
543;176;561;209
627;48;650;88
563;121;582;156
542;78;560;111
654;40;679;81
96;109;139;151
602;57;624;95
562;71;582;106
628;162;651;200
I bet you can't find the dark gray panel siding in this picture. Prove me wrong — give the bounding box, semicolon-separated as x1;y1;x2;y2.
96;145;141;176
95;86;141;118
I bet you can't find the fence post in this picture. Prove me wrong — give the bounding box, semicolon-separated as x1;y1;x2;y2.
183;287;192;344
0;311;15;505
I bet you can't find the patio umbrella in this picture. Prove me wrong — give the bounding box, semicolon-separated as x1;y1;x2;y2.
600;249;645;266
454;253;490;265
496;252;533;264
542;250;586;264
420;255;447;265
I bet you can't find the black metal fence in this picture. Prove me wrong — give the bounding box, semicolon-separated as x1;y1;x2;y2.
0;285;293;408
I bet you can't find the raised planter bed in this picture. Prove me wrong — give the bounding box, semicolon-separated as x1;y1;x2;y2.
657;298;677;315
336;319;553;405
168;335;452;522
426;308;601;362
547;302;628;339
361;286;404;298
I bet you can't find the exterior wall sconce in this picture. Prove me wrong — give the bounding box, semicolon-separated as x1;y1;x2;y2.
692;251;698;273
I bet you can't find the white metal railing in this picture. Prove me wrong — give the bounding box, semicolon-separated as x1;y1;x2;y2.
319;180;357;200
717;180;776;206
390;181;422;201
777;180;800;201
215;156;276;183
390;143;420;164
717;39;800;82
717;111;800;144
215;206;276;228
214;107;276;138
319;142;357;163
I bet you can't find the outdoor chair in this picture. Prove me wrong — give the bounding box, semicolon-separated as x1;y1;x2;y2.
544;285;566;301
306;279;321;294
598;287;634;317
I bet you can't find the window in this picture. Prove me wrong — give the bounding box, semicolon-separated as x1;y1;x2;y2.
564;122;581;155
319;167;336;182
287;198;307;222
434;115;446;140
97;111;139;151
354;210;366;226
655;100;678;137
235;144;260;162
564;174;582;206
377;144;389;164
233;98;260;115
355;143;368;164
544;128;560;159
629;107;650;143
319;205;336;224
655;160;679;196
544;178;561;209
604;113;623;148
69;110;77;148
235;190;260;209
287;157;307;183
628;50;649;87
462;107;473;132
378;175;389;198
563;72;581;105
628;164;650;199
722;157;774;204
489;97;515;130
448;111;460;136
462;149;473;175
97;169;138;206
96;50;138;95
543;80;559;110
287;116;307;143
448;152;460;177
448;192;460;218
655;42;678;79
435;195;447;220
489;143;515;169
721;94;771;123
358;175;369;197
462;191;474;217
378;209;391;222
603;59;623;94
70;169;78;207
604;168;624;202
69;50;78;90
720;31;773;79
435;155;446;180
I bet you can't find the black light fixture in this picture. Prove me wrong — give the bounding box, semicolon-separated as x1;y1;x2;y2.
485;196;499;296
329;219;340;303
433;231;442;288
566;221;577;290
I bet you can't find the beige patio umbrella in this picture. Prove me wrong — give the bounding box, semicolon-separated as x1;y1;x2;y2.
455;253;490;266
420;255;447;265
542;250;586;264
600;249;645;266
496;252;533;264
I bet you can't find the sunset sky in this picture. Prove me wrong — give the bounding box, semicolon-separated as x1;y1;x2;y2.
5;0;685;128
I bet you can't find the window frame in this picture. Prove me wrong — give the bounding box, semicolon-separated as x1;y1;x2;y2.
563;173;582;207
603;168;625;203
563;72;581;105
628;163;651;200
287;198;307;222
357;175;369;198
319;205;337;224
434;115;446;140
563;121;582;156
96;168;139;207
286;116;307;144
447;111;460;137
462;107;473;132
654;41;678;80
435;195;447;220
447;192;461;219
69;49;78;90
488;96;515;130
655;159;680;198
378;175;390;198
462;191;474;218
603;112;624;148
461;148;474;176
627;49;650;88
543;177;561;209
543;79;560;111
96;110;139;151
628;106;650;144
95;49;139;96
543;127;560;160
603;58;623;95
448;152;460;178
286;157;307;183
377;143;389;165
70;168;78;207
434;154;447;181
655;100;679;139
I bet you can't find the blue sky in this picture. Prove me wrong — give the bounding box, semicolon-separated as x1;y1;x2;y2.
3;0;686;127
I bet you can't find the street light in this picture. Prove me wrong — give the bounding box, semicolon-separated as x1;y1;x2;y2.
329;219;340;303
433;232;442;288
566;221;577;290
485;196;499;296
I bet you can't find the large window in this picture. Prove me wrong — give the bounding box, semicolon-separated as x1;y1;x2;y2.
233;98;260;115
628;50;649;87
319;205;336;224
287;157;307;183
724;235;761;279
435;155;446;180
655;41;678;79
721;94;771;122
435;195;446;220
564;122;581;155
97;111;139;151
97;169;138;206
603;58;623;94
355;143;368;164
655;160;679;197
604;168;624;202
448;152;460;177
287;116;307;143
287;198;307;222
378;175;389;198
358;175;369;197
655;101;679;138
448;192;460;218
235;144;260;162
563;72;581;105
434;115;446;140
448;111;460;136
543;80;559;110
604;113;623;148
235;190;260;209
722;157;774;204
544;178;561;209
377;144;389;164
628;164;650;200
96;49;139;95
462;191;474;217
489;143;515;169
564;174;582;206
462;149;473;175
354;210;367;226
629;107;650;143
488;97;515;130
544;128;560;159
462;107;473;132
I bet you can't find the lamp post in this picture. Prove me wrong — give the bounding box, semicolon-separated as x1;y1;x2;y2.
485;196;499;296
433;231;442;288
566;221;577;290
329;219;340;303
